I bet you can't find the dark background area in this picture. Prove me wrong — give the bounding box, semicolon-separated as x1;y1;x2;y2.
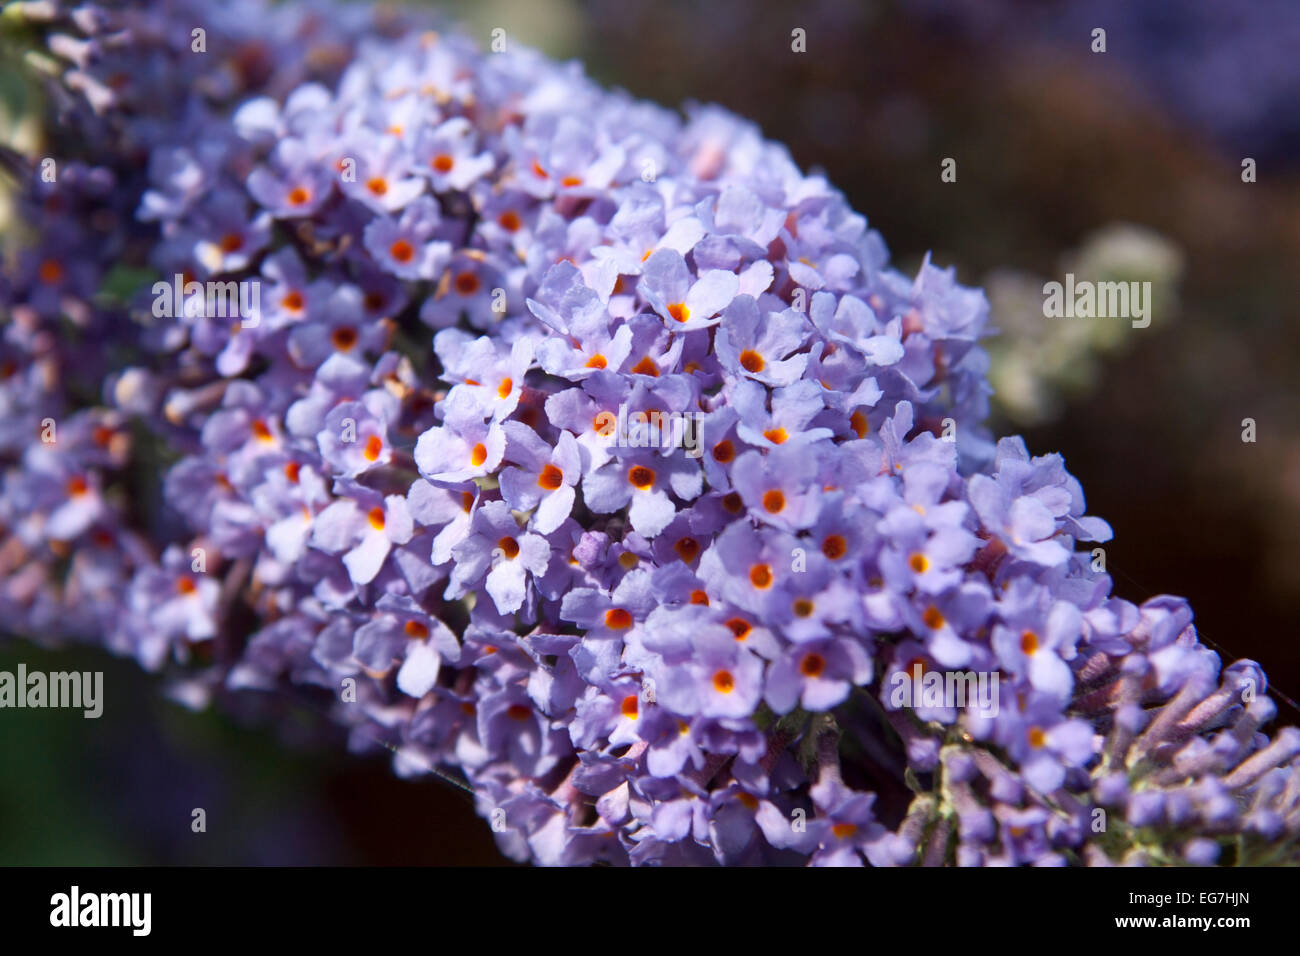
2;0;1298;864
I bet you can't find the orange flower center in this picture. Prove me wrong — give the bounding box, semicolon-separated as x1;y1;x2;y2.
628;465;655;490
739;350;765;373
39;259;64;283
673;536;700;563
497;536;520;559
799;652;826;677
604;608;633;630
762;489;786;513
749;564;773;589
712;670;735;694
850;410;869;439
630;356;659;377
389;239;414;263
537;464;564;490
331;326;358;350
822;534;847;560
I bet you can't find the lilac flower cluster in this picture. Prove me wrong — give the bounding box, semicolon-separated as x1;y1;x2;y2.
3;0;1298;865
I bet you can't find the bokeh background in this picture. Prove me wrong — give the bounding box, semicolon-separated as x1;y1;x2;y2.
2;0;1298;864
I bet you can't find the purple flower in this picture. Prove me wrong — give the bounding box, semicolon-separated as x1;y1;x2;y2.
582;448;702;538
415;117;496;192
339;136;427;213
287;285;390;368
639;248;738;330
715;296;810;385
731;445;824;532
247;140;335;218
362;196;451;279
413;419;506;484
498;423;582;534
807;779;888;866
318;400;393;478
732;379;832;449
191;189;272;274
446;500;551;614
995;696;1096;793
652;629;765;720
352;595;461;697
310;488;414;586
991;582;1082;702
766;637;872;714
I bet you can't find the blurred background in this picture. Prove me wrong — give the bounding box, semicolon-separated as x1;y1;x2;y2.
1;0;1298;864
